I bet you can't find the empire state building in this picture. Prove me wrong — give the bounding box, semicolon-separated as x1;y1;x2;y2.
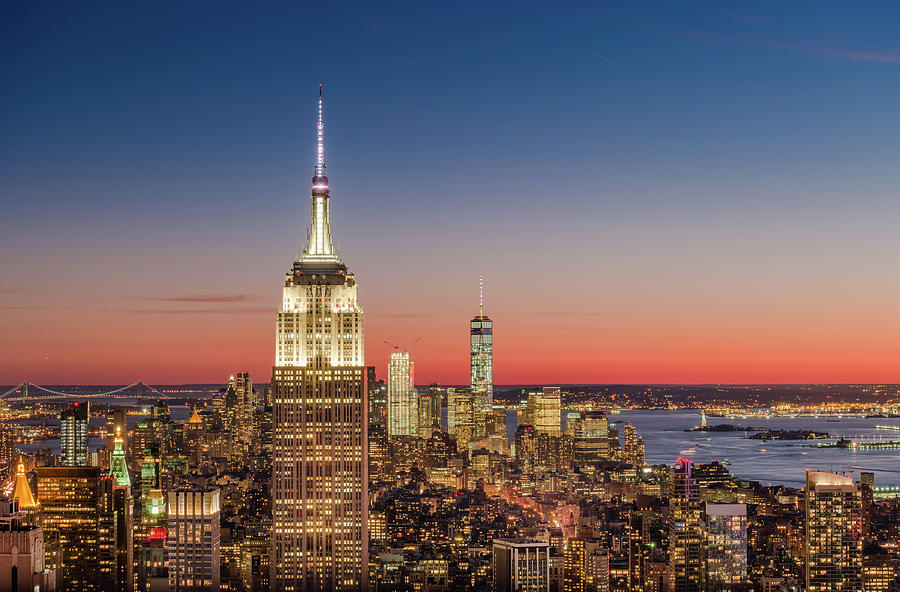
271;87;368;591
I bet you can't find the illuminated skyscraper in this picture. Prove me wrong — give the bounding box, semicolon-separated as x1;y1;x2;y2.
563;538;608;592
0;424;13;479
705;503;747;590
450;388;475;453
168;488;221;591
622;422;645;468
470;277;493;436
60;401;89;467
387;350;417;437
669;458;706;592
270;87;367;591
573;410;610;468
523;387;561;436
0;499;56;592
492;538;550;592
37;465;107;591
108;428;134;592
417;384;441;440
805;471;862;592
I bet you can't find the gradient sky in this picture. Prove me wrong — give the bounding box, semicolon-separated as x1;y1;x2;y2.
3;1;900;385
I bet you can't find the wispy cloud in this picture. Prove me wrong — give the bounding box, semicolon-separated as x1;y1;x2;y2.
142;294;250;303
591;50;613;64
740;39;900;63
122;307;271;315
369;313;440;319
507;311;605;318
695;32;900;63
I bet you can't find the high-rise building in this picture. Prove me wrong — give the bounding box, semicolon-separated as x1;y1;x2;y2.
60;401;89;467
574;410;610;468
135;450;167;592
524;387;562;437
387;350;417;437
805;471;862;592
168;488;221;592
861;549;893;592
106;409;127;452
451;388;475;454
417;385;440;440
0;499;56;592
235;372;256;459
0;424;13;480
622;422;645;468
470;277;493;436
705;503;747;590
492;538;550;592
270;87;367;591
36;465;105;591
563;538;608;592
669;458;706;592
108;429;134;592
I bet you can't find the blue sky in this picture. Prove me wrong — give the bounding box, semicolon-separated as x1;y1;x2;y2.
3;1;900;383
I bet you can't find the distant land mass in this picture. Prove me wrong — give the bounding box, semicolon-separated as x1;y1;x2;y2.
3;383;897;407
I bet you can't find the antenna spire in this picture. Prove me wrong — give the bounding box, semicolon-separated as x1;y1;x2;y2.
479;275;484;317
300;85;340;264
315;83;325;179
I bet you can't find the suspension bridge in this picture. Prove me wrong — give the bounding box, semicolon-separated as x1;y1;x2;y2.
0;381;172;401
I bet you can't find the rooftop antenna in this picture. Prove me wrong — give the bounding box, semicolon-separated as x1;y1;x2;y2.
316;83;325;178
479;275;484;317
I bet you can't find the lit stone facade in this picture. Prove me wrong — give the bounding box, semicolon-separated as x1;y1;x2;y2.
271;88;367;592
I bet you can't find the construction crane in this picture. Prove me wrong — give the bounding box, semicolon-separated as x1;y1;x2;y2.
383;337;422;351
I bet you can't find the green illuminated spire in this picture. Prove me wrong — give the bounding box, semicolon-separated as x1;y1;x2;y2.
109;426;132;488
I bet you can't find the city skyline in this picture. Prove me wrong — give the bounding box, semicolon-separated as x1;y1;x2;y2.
5;2;900;385
3;4;900;591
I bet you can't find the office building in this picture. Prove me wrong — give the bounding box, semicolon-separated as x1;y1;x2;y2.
563;538;609;592
107;429;134;592
60;402;89;467
451;388;475;453
387;350;417;437
36;466;105;591
417;385;441;440
523;387;562;436
270;88;367;591
0;424;13;480
470;277;493;436
669;458;706;592
805;471;863;592
168;488;221;592
706;503;747;589
0;499;56;592
622;422;645;467
492;538;550;592
574;411;610;467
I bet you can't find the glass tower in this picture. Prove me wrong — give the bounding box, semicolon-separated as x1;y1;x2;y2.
271;87;367;592
60;401;89;467
470;276;493;435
